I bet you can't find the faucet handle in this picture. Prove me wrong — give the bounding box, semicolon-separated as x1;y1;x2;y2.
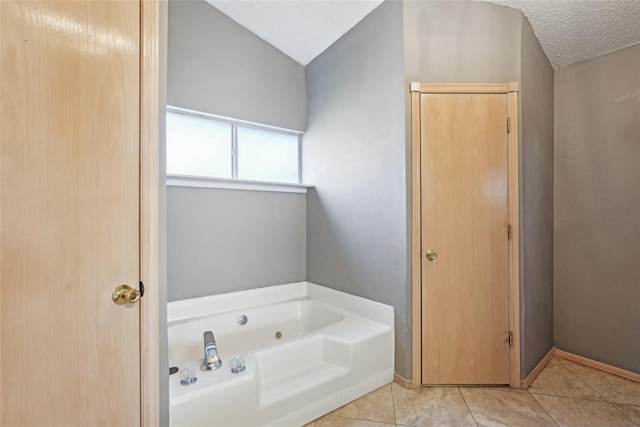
230;355;246;374
179;364;197;385
204;331;215;347
202;330;222;370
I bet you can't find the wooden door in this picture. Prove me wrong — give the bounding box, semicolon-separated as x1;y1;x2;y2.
1;1;142;424
420;93;510;385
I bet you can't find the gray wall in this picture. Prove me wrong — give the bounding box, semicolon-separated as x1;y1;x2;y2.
403;1;541;379
554;43;640;373
520;17;555;378
304;1;409;377
164;0;557;382
304;0;553;380
167;187;306;301
168;0;306;131
403;1;522;85
166;0;308;303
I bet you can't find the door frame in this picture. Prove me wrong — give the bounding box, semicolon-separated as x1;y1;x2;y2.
409;82;521;388
140;0;161;424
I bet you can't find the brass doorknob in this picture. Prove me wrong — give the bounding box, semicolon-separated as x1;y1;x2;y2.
112;284;141;305
426;250;438;261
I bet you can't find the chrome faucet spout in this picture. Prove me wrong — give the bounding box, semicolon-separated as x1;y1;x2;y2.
202;330;222;371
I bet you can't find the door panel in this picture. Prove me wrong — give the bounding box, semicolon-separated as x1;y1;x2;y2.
420;93;509;385
1;1;141;424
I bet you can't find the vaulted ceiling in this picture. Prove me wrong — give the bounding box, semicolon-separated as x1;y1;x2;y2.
489;0;640;69
206;0;383;65
205;0;640;69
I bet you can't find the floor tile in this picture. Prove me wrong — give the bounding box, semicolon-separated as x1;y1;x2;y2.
533;394;636;427
557;359;640;405
310;361;640;426
392;383;476;426
331;384;395;424
615;404;640;425
315;414;395;427
460;387;556;427
528;358;602;400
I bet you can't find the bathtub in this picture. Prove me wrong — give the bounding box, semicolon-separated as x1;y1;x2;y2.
168;282;394;426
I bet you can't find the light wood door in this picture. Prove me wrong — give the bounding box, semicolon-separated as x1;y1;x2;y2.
1;1;142;424
420;93;510;385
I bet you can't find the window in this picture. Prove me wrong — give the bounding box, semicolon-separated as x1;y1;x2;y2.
237;127;299;183
166;108;301;184
166;112;232;178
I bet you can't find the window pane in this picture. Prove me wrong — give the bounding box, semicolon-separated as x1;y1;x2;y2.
237;127;299;183
166;112;232;178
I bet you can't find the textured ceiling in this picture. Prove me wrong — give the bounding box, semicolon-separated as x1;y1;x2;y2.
206;0;640;69
205;0;384;66
484;0;640;69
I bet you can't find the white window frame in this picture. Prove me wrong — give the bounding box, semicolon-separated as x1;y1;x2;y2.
166;106;311;193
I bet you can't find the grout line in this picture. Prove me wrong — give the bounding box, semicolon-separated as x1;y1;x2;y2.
458;388;479;427
389;381;398;426
324;387;397;425
527;391;561;427
329;414;397;425
554;358;607;402
327;414;396;425
530;393;603;402
611;403;640;427
528;390;607;402
530;391;640;426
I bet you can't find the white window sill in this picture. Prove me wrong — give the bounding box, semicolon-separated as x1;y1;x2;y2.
166;174;313;194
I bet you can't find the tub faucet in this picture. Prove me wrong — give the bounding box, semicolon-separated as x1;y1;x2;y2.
202;331;222;371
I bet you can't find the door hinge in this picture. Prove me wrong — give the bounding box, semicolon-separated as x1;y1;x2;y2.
507;117;511;134
508;331;513;347
508;224;512;240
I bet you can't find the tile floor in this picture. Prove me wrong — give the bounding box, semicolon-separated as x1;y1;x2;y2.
307;357;640;426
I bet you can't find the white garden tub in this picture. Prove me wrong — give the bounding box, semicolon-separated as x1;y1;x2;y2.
168;282;394;427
